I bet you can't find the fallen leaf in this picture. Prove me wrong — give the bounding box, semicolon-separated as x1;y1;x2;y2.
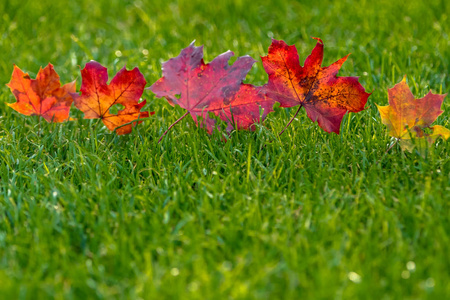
74;61;152;135
6;64;76;122
377;76;450;153
261;38;370;134
217;84;274;132
149;41;274;142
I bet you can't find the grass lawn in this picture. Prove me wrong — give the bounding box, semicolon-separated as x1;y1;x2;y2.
1;0;450;298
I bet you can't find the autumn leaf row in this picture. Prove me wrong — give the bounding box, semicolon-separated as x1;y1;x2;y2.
6;38;450;152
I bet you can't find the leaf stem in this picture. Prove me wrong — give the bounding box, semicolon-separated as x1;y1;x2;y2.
112;114;150;133
376;138;399;165
38;115;41;136
93;119;102;133
158;111;190;143
278;104;303;137
258;105;303;153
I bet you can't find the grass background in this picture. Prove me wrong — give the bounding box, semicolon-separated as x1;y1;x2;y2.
1;0;450;298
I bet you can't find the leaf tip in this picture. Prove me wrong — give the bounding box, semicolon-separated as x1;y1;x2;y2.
311;37;323;44
240;54;257;64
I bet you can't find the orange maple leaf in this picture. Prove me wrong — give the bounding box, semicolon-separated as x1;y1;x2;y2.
377;77;450;152
74;61;152;135
6;64;76;122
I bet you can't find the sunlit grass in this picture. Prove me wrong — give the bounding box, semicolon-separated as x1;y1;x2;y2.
0;0;449;298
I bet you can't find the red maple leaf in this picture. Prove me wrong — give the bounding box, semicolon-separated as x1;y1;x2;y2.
149;41;275;142
74;61;152;135
261;38;370;135
6;64;76;122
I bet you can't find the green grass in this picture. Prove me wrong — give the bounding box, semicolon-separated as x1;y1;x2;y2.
1;0;450;298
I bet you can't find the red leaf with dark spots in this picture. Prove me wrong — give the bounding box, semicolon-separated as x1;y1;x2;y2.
261;38;370;134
